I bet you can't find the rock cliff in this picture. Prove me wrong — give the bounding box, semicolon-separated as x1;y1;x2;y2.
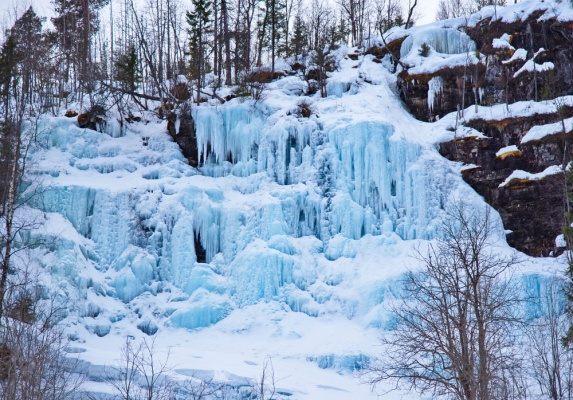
372;4;573;256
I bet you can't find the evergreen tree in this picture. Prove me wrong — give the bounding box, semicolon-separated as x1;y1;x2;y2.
7;7;49;108
51;0;109;90
334;11;350;46
187;0;213;102
257;0;286;72
290;14;307;59
114;45;141;93
0;35;20;118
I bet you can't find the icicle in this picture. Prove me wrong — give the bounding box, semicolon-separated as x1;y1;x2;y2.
401;28;476;58
427;77;444;113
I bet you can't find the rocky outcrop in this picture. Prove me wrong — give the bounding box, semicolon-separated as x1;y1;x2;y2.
440;110;573;256
167;105;199;168
390;11;573;122
367;5;573;256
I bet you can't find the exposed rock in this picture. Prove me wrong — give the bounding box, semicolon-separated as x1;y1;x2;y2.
77;113;104;131
125;115;141;123
248;70;286;83
371;7;573;256
167;105;199;168
395;11;573;122
439;110;573;256
365;36;407;61
170;82;191;102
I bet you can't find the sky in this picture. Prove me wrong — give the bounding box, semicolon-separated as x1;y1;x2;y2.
0;0;440;37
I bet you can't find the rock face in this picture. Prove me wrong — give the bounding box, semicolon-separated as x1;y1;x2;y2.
375;6;573;256
167;105;199;168
396;12;573;122
439;110;573;256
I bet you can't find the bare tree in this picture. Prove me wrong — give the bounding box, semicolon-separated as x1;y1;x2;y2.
336;0;369;46
374;0;403;35
105;336;174;400
177;377;223;400
435;0;471;20
0;279;84;400
250;357;276;400
365;203;523;400
527;276;573;400
403;0;418;29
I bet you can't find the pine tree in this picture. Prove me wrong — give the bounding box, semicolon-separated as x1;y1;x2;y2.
7;7;49;108
0;35;20;118
51;0;109;91
334;11;350;46
290;14;307;59
187;0;213;102
257;0;286;72
115;45;141;93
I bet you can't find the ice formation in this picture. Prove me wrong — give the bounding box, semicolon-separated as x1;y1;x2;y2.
17;27;565;398
427;76;443;113
23;68;459;344
400;27;476;58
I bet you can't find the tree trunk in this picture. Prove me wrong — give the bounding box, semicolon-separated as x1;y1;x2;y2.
0;118;22;321
221;0;232;85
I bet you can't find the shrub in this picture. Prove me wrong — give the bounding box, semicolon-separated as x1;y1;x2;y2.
297;100;313;118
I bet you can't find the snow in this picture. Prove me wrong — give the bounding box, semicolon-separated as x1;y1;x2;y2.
400;27;476;58
429;95;573;141
496;145;521;157
499;165;563;187
18;4;573;396
522;116;573;143
514;60;554;78
503;48;527;64
493;33;514;50
406;51;484;77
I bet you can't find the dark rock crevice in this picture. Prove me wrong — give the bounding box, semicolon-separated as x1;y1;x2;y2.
167;104;199;168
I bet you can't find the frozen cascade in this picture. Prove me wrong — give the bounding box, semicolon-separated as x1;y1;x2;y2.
14;15;571;394
193;104;266;167
400;28;476;58
328;121;446;240
427;76;444;113
31;85;453;331
193;104;322;185
38;187;133;266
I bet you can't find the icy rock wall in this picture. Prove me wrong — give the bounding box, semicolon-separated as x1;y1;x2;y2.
194;105;446;241
30;101;452;330
327;121;444;240
38;187;133;266
193;104;322;185
428;77;444;113
400;28;476;58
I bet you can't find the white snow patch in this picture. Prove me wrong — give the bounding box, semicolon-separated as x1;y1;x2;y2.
496;145;521;157
493;33;514;50
521;116;573;143
499;165;563;187
556;234;567;248
514;60;554;78
502;48;527;64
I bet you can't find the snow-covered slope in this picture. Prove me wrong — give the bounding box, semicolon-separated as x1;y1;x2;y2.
22;37;564;400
